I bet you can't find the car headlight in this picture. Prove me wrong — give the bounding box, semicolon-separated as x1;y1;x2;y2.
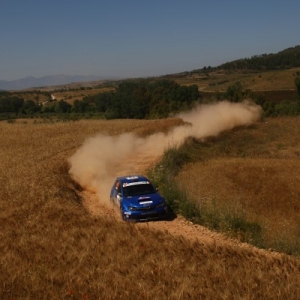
128;206;138;211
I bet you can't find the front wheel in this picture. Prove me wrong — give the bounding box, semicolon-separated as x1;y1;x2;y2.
120;206;126;221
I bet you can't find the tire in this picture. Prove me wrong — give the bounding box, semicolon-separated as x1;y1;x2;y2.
120;206;126;221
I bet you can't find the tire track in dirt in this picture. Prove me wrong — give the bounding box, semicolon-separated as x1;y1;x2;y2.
80;152;285;262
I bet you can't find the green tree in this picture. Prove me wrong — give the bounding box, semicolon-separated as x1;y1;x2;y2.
71;100;88;113
55;100;71;113
295;77;300;99
79;79;199;119
23;100;41;114
0;98;10;113
93;93;113;112
224;82;243;102
0;97;24;113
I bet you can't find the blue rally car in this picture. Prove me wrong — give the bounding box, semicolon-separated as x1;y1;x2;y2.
110;175;168;221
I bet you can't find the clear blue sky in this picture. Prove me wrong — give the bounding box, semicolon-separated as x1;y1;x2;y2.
1;0;299;80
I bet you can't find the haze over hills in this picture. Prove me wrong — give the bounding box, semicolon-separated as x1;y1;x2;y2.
0;74;120;91
1;45;299;91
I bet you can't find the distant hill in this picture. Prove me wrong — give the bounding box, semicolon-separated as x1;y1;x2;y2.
0;74;119;91
219;45;300;71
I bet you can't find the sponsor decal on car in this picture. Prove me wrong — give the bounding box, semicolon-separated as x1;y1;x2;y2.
139;201;153;205
123;181;150;187
138;197;152;205
126;176;139;180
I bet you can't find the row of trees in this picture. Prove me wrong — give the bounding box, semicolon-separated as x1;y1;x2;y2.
0;80;200;119
2;77;300;120
0;97;72;115
83;80;199;118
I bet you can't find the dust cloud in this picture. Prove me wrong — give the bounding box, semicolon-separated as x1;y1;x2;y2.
68;100;262;205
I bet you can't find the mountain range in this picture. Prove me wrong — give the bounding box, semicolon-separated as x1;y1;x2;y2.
0;74;118;91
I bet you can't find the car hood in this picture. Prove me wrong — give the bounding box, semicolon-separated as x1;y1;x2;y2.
122;193;163;207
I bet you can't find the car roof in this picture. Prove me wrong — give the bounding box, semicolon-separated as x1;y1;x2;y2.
116;175;149;184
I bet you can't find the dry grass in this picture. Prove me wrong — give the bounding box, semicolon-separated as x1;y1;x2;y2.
52;87;115;104
176;117;300;254
173;67;300;92
1;118;300;299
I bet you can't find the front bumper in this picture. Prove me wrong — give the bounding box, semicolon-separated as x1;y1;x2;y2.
123;206;168;221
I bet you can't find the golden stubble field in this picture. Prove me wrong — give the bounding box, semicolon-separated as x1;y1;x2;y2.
1;117;300;299
176;117;300;252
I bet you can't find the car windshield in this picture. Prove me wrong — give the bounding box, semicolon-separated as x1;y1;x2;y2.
123;183;156;197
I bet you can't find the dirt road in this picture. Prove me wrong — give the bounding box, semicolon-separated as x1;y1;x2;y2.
79;152;284;261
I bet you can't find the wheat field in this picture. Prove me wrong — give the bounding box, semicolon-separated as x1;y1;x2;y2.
1;118;300;299
176;117;300;253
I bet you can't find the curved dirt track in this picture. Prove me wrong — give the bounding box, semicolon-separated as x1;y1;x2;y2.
67;102;292;262
69;101;265;250
79;152;212;244
79;152;285;261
